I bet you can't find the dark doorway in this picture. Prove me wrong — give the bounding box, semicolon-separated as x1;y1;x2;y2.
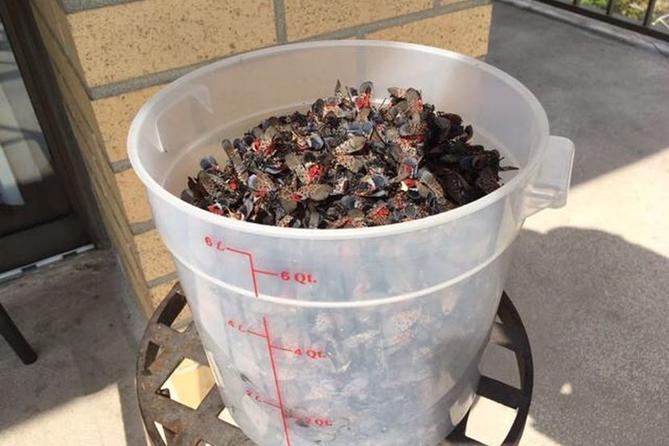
0;3;105;275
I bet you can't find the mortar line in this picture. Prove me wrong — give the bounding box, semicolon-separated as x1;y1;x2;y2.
87;0;490;100
146;271;178;289
60;0;141;13
32;4;92;100
88;42;277;100
292;0;490;41
111;159;132;172
273;0;288;43
129;219;156;235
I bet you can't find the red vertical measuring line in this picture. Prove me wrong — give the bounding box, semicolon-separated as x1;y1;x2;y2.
247;255;261;298
263;316;292;446
226;247;260;298
224;243;290;443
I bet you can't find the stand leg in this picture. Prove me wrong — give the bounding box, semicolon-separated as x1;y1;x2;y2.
0;303;37;365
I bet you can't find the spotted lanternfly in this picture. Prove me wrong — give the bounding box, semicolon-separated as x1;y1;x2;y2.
181;80;516;228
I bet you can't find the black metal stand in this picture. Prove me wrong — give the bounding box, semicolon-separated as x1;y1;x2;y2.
0;303;37;365
137;285;533;446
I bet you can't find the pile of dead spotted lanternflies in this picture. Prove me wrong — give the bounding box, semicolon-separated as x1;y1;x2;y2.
181;81;516;228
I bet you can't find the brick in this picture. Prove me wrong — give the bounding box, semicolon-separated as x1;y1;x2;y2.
32;1;89;83
149;279;179;307
366;5;492;57
33;9;104;142
115;169;153;224
67;0;276;87
285;0;433;40
135;230;176;282
92;85;164;164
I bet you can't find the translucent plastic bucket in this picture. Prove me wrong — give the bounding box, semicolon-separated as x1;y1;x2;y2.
128;41;574;446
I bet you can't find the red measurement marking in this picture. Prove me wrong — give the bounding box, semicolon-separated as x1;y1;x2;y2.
229;320;327;360
204;236;260;297
272;345;328;359
225;247;260;298
263;317;292;446
254;268;280;276
280;271;318;285
204;234;329;444
245;388;263;402
245;389;280;409
292;415;333;428
204;236;225;251
270;344;327;360
294;348;328;359
247;389;333;429
227;319;267;338
204;235;317;290
271;345;294;353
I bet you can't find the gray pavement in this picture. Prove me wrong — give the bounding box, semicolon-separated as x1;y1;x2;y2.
485;2;669;445
0;250;147;446
0;2;668;445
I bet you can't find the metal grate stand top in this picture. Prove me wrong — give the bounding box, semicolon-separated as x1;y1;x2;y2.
137;285;533;446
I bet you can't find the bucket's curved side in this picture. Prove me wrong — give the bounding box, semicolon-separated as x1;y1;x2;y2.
146;175;527;305
176;244;513;446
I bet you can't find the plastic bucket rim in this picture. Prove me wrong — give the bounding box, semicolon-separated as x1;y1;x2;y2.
128;39;550;241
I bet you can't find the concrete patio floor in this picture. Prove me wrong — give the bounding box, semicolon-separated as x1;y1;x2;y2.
0;250;147;445
486;3;669;445
1;2;668;445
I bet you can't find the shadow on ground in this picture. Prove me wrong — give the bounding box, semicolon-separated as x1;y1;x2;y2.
0;251;147;445
503;227;669;445
486;7;669;442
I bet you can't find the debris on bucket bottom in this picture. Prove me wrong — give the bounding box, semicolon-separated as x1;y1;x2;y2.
181;81;517;228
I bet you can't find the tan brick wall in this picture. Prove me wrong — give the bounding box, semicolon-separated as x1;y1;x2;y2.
32;0;89;84
134;230;176;283
91;85;164;164
33;8;103;155
149;279;179;309
68;0;277;86
115;169;153;224
367;5;492;57
284;0;433;40
33;0;493;315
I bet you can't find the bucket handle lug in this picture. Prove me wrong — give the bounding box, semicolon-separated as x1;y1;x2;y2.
140;84;213;153
522;136;575;218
